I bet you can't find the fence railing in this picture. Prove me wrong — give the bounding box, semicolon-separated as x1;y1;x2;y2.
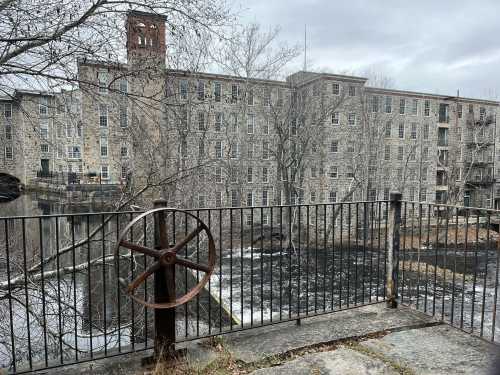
0;196;499;373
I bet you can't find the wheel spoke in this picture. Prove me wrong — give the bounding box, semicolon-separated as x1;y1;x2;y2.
171;225;204;253
175;256;211;273
120;240;160;258
127;261;161;293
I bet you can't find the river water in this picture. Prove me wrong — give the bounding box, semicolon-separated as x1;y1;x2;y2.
0;194;499;371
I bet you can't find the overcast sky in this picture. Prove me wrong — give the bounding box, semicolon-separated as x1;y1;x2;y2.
234;0;500;100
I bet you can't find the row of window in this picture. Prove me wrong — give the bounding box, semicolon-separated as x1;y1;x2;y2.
99;104;128;128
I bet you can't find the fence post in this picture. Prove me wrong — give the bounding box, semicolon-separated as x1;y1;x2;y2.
153;199;176;357
386;191;401;308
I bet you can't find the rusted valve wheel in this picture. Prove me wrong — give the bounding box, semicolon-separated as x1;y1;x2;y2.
114;208;216;309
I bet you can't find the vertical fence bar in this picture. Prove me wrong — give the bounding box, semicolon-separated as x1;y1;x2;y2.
4;220;16;373
461;209;469;329
71;216;78;361
480;212;490;338
38;217;48;367
471;212;480;333
56;217;64;363
492;231;500;341
386;192;401;308
22;218;32;370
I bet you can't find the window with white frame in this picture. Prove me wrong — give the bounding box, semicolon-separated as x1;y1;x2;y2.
262;141;270;160
198;195;206;208
5;146;13;159
311;166;317;178
121;145;128;158
197;111;205;130
423;123;429;139
332;83;340;95
329;166;338;178
247;88;254;105
120;105;128;128
372;96;379;113
5;124;12;140
40;118;49;139
385;96;392;113
214;82;221;102
424;100;430;116
181;140;188;158
397;146;404;160
412;99;418;115
39;97;48;115
98;71;108;93
310;191;316;202
247;114;255;134
100;137;108;157
198;139;205;157
331;111;340;125
77;122;82;137
410;123;417;139
230;113;238;133
215;167;222;183
230;142;239;159
264;88;271;107
348;86;356;97
247;167;253;183
215;112;223;132
263;118;269;134
40;144;49;153
457;104;463;119
247;143;254;159
101;165;109;179
384;145;390;160
231;84;239;103
215;140;222;159
276;89;283;106
67;145;81;159
119;79;128;94
179;80;188;100
422;147;428;159
262;167;268;183
399;98;406;114
329;191;337;203
398;123;404;138
65;122;73;138
121;165;128;179
246;191;253;206
262;190;269;206
480;107;486;121
99;104;108;127
231;190;239;206
4;103;12;118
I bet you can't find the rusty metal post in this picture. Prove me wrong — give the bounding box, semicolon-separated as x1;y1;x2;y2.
386;192;401;308
153;199;176;357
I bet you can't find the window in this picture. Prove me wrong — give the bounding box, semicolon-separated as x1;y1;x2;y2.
197;111;205;130
214;167;222;183
262;141;270;159
384;188;389;201
332;83;340;95
385;121;391;137
231;84;239;103
330;140;338;153
5;124;12;140
412;99;418;115
39;96;49;116
310;191;316;203
399;98;406;114
347;143;354;153
121;145;128;157
311;166;317;178
346;167;354;178
40;119;49;139
247;167;253;183
262;119;269;134
99;104;108;127
311;142;318;153
230;113;238;133
215;191;223;207
197;81;205;101
40;144;49;153
277;89;283;106
67;145;81;159
384;145;390;160
348;85;356;97
231;190;239;207
215;112;223;132
198;195;206;208
246;192;253;206
410;123;417;139
385;96;392;113
120;105;128;128
329;166;338;178
329;191;337;203
247;114;255;134
397;146;404;160
421;167;427;182
262;167;269;183
331;112;339;125
469;104;474;114
230;142;239;159
100;137;108;157
262;190;269;206
247;143;254;159
77;122;82;137
348;112;356;126
423;123;429;139
398;123;404;138
313;83;320;96
264;88;271;107
181;140;188;158
247;88;254;105
290;119;297;135
422;147;428;159
424;100;430;116
119;79;128;94
180;80;188;100
100;165;109;179
5;146;13;160
4;103;12;118
457;104;462;119
180;107;188;129
98;71;108;93
419;188;426;202
215;140;222;159
371;96;379;112
480;107;486;121
198;139;205;158
121;166;128;179
214;82;221;102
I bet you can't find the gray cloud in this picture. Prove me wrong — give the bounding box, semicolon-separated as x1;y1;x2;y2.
234;0;500;99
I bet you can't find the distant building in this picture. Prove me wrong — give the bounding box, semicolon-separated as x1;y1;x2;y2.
2;11;499;209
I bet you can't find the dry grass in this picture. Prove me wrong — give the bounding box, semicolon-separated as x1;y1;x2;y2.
399;260;473;282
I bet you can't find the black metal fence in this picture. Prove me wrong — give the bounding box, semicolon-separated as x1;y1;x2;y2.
0;198;498;373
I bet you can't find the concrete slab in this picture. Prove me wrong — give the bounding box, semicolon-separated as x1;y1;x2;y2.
224;304;436;363
361;325;499;375
250;348;399;375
